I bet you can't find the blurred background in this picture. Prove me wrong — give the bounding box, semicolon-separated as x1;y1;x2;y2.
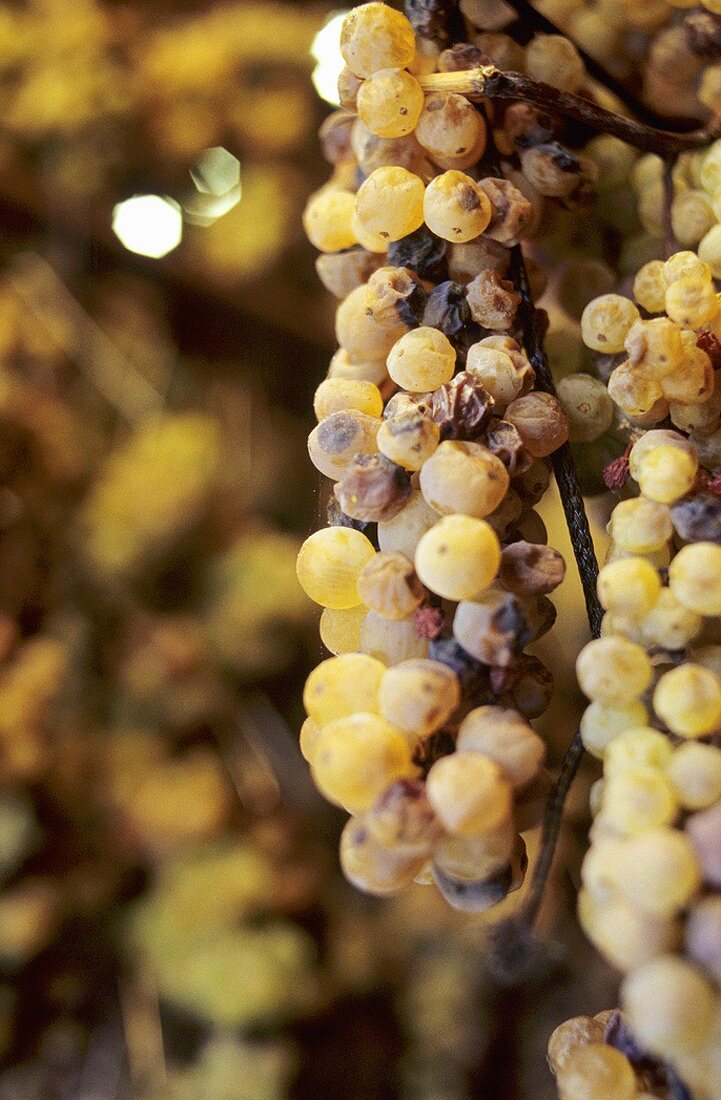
0;1;621;1097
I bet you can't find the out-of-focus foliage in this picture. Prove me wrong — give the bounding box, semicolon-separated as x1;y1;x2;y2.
128;845;319;1027
0;0;315;153
0;255;326;1093
151;1035;296;1100
0;0;320;287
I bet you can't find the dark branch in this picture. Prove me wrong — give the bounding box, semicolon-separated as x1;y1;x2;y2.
526;729;586;926
486;728;585;982
662;159;679;261
512;249;604;638
666;1063;694;1100
485;245;602;980
418;67;721;156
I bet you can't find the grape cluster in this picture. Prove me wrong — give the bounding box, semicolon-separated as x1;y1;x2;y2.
534;0;721;119
465;2;721;268
627;148;721;274
300;0;721;1091
579;250;721;436
524;11;721;280
298;2;577;910
656;135;721;260
564;422;721;1096
317;5;601;247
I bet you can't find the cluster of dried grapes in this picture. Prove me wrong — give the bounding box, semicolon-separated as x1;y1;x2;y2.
545;257;721;1096
297;1;584;912
632;145;721;271
536;0;721;112
300;0;721;1096
582;252;719;429
564;440;721;1099
539;2;721;268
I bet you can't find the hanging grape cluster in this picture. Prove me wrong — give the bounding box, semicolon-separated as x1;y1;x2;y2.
301;0;721;1096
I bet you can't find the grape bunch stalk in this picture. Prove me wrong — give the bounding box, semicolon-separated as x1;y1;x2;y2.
298;1;721;1096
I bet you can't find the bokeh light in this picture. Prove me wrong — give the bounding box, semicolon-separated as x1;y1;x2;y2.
190;147;241;197
183;187;243;228
310;11;349;106
184;148;243;227
111;194;183;259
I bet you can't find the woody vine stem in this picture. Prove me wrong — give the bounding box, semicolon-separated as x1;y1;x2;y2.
416;66;721;157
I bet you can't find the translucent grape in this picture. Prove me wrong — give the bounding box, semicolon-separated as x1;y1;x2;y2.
423;171;492;243
378;658;461;737
556;1043;636;1100
387;326;456;391
415;514;501;601
576;637;652;704
296;526;376;609
303;653;386;726
340;815;426;894
355;166;426;245
340;3;416;79
426;751;513;837
357;68;424;139
622;956;716;1058
312;712;417;812
653;663;721;738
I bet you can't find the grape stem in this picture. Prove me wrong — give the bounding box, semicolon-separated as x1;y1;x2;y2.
417;66;721;156
512;249;603;639
520;727;585;925
662;158;679;261
666;1064;694;1100
469;128;603;974
485;252;602;977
